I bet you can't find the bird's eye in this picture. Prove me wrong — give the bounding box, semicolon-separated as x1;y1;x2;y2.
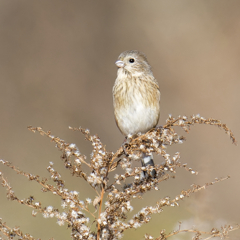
129;58;135;63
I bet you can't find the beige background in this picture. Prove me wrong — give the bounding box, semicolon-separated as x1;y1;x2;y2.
0;1;239;239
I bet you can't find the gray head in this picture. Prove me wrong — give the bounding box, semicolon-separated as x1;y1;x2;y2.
115;50;153;77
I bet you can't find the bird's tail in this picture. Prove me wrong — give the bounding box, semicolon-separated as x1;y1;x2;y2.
141;152;156;179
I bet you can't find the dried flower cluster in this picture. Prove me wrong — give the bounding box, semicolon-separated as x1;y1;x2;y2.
0;115;238;240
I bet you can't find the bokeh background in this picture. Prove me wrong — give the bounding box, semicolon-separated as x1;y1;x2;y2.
0;0;239;239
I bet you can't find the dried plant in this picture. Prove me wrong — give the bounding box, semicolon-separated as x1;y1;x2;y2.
0;115;238;240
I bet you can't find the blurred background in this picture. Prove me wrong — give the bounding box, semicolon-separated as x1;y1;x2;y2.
0;0;239;239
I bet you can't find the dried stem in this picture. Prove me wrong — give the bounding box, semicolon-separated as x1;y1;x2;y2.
0;115;237;240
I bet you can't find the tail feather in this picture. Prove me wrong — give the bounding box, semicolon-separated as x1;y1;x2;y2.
141;153;156;179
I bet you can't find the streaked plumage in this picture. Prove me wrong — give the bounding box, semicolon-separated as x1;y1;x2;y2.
113;50;160;178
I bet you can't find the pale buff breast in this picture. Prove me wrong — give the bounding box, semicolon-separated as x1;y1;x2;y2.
113;76;160;136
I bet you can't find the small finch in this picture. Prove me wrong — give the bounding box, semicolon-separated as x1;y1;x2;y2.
113;50;160;178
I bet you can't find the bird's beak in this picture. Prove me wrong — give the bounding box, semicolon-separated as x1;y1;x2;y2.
115;60;125;68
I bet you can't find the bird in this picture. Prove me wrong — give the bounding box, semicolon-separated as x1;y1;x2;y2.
113;50;160;178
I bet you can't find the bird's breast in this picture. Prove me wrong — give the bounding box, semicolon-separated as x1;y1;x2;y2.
113;77;160;136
